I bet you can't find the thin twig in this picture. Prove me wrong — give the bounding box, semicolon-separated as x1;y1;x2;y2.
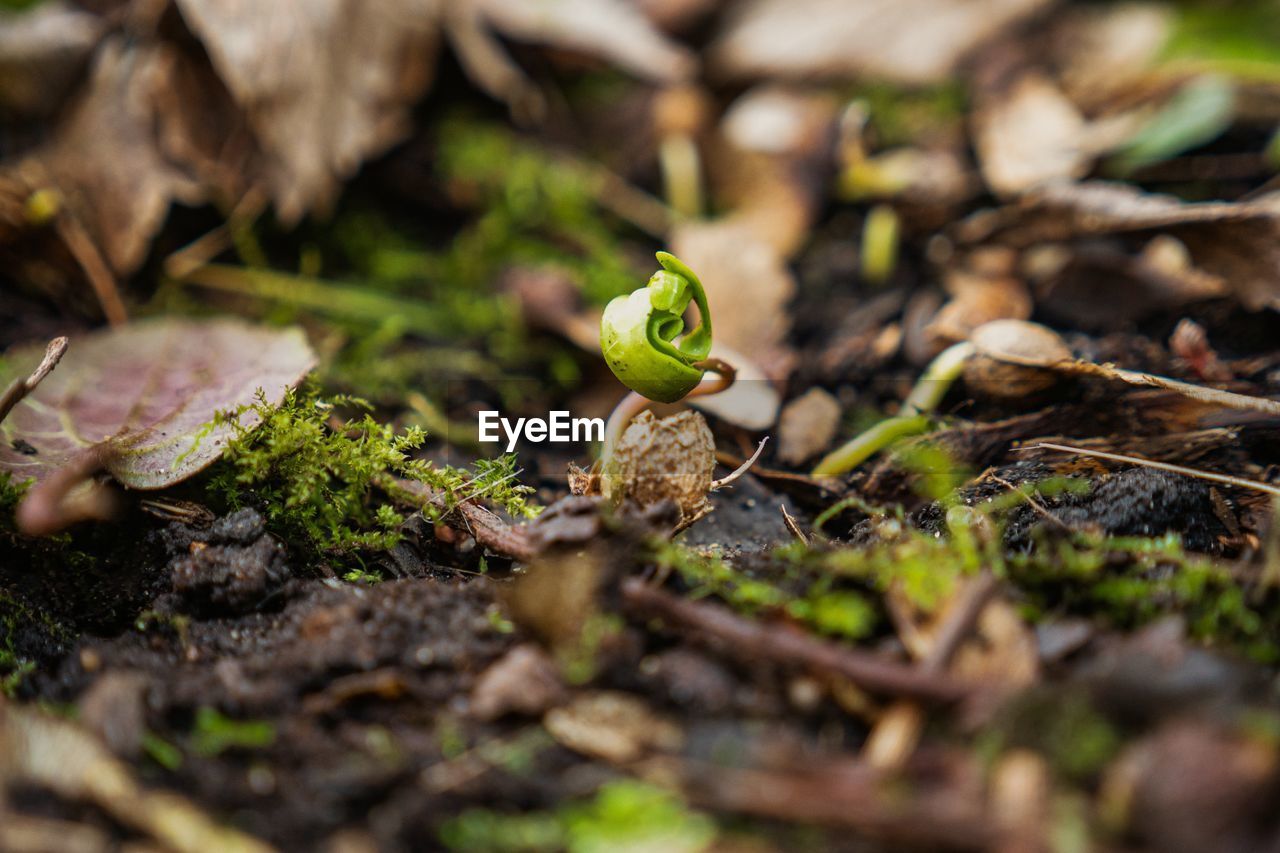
387;476;538;562
988;473;1068;530
865;572;999;769
620;578;973;703
711;437;768;490
1017;442;1280;497
1049;359;1280;417
55;216;127;326
0;337;68;426
780;504;809;546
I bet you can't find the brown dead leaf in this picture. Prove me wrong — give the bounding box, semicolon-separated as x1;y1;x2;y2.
951;599;1039;687
957;181;1280;311
1025;235;1229;329
0;2;103;119
974;71;1090;197
1050;2;1173;112
174;0;440;222
667;87;835;393
712;85;837;258
470;0;695;84
470;644;567;721
0;318;316;490
446;0;695;120
16;37;227;274
659;88;834;436
709;0;1053;85
966;317;1280;419
0;701;275;853
670;221;795;366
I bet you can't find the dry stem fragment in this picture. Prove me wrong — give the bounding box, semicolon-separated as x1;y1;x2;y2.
0;336;68;426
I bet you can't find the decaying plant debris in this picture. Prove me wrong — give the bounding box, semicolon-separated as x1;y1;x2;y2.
8;0;1280;851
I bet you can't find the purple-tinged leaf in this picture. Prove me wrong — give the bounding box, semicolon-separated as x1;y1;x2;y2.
0;318;316;491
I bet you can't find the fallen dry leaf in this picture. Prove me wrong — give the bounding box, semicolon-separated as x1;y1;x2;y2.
0;701;275;853
1024;235;1230;329
470;644;567;721
471;0;695;84
0;1;103;119
926;265;1033;350
974;71;1090;197
445;0;696;121
0;318;315;507
966;317;1280;419
662;87;834;415
709;0;1053;85
670;221;795;365
16;36;225;275
1049;2;1173;112
174;0;440;222
957;181;1280;311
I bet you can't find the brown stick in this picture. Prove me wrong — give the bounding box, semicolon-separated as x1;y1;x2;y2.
619;578;973;703
679;759;998;851
387;476;538;562
0;337;68;427
55;216;127;326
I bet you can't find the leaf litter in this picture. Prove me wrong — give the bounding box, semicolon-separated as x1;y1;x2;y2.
9;1;1280;851
0;319;314;533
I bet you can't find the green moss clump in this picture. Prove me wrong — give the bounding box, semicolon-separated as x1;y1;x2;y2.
432;118;639;307
1008;531;1274;659
441;780;716;853
208;387;537;556
0;586;68;699
652;542;882;642
650;486;1280;660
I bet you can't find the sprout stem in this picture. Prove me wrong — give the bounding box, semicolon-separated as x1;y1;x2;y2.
600;358;736;464
812;342;974;478
811;413;931;478
860;204;901;286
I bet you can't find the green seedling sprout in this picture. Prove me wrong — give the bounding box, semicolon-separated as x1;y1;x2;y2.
860;204;900;286
812;341;974;478
595;252;770;503
601;251;714;404
598;252;736;459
